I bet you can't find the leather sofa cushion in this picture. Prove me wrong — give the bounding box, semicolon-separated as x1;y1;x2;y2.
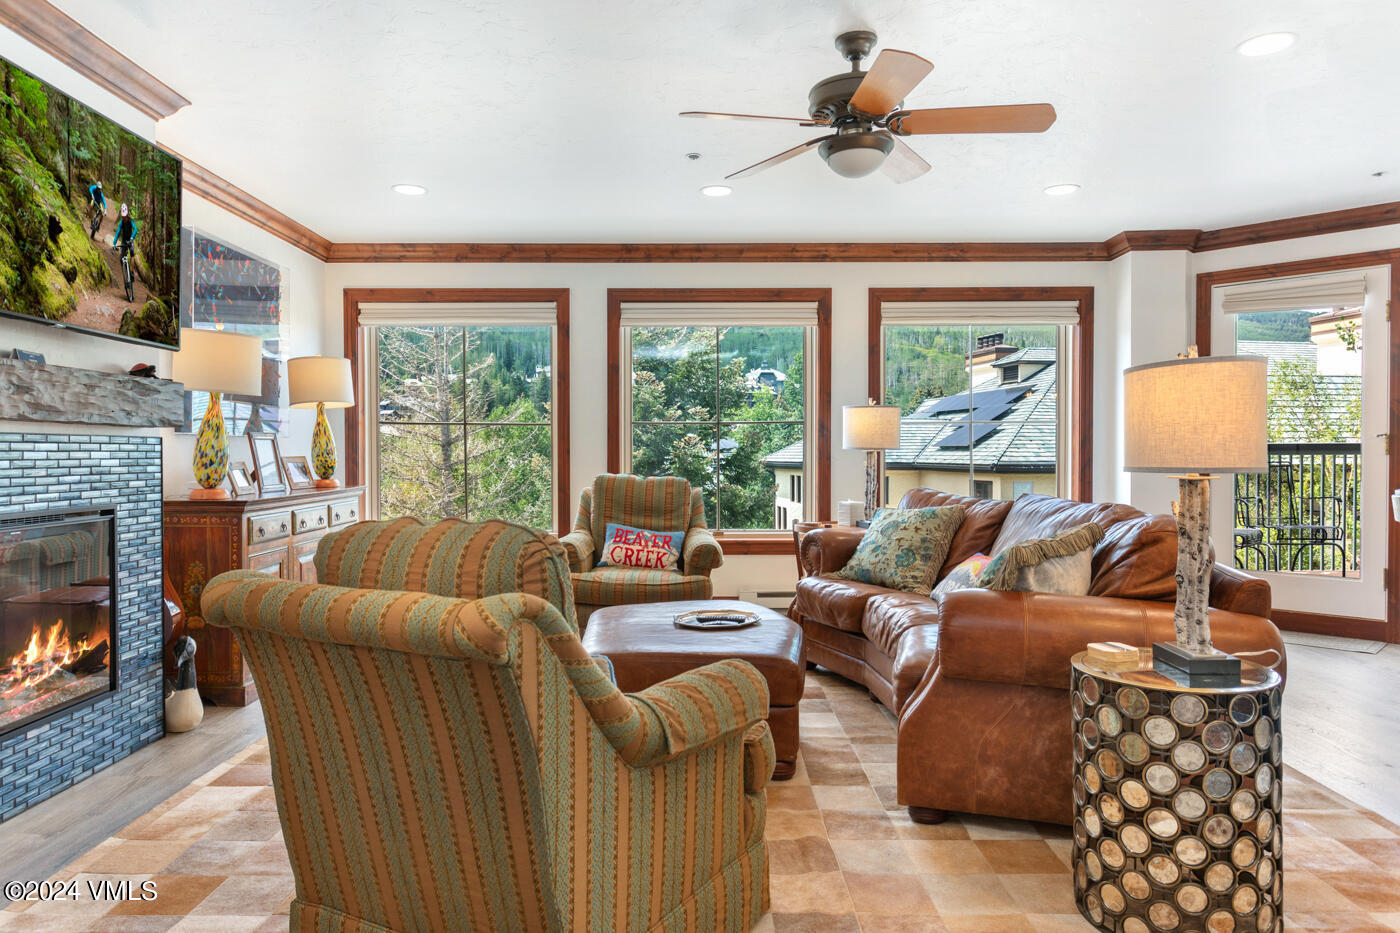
1091;513;1181;600
899;489;1013;581
990;493;1185;600
794;575;894;633
861;592;940;659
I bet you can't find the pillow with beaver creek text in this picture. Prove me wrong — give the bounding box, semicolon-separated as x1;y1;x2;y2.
597;523;684;571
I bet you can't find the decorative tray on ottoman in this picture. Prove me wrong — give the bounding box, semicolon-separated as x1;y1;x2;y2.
673;608;761;630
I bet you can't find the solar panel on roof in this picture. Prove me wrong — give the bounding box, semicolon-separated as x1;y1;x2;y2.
934;422;1000;448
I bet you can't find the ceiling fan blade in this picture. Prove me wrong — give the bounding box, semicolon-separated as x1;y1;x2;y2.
880;135;931;184
725;135;832;180
888;103;1057;135
848;49;934;116
681;111;828;126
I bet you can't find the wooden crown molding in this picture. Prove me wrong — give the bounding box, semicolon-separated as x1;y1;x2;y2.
179;159;333;261
0;0;189;120
324;241;1110;263
1193;200;1400;252
1103;229;1203;259
320;199;1400;264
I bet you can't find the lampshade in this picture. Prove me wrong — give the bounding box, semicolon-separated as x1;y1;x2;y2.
843;404;901;450
1123;355;1267;473
172;328;262;396
288;357;355;409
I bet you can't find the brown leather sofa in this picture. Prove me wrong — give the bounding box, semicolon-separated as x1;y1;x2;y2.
791;488;1285;826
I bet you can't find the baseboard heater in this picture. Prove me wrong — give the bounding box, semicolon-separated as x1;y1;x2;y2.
738;589;796;610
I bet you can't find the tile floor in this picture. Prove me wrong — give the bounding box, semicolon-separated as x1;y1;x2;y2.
4;671;1400;932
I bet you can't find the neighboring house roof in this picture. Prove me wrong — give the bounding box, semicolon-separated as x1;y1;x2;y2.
1238;340;1317;367
992;347;1056;367
764;352;1058;473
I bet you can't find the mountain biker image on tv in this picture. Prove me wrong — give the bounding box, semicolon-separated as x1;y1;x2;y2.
113;203;139;302
113;203;138;256
87;180;106;238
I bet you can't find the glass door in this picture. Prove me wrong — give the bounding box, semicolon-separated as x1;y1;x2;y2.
1213;265;1389;621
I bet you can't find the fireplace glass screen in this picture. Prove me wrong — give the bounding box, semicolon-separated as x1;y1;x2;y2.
0;510;117;735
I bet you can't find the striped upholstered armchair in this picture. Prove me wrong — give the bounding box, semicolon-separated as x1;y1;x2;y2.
560;474;723;625
202;517;771;933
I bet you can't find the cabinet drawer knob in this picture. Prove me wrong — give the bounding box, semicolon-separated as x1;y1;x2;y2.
257;527;265;537
281;522;288;532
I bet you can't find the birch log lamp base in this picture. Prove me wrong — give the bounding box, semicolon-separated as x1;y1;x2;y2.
1122;350;1268;687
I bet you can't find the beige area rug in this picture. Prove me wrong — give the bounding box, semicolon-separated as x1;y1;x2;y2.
5;672;1400;932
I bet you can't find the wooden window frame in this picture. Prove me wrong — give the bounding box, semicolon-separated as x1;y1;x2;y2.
342;287;571;535
606;288;832;555
868;287;1095;503
1195;251;1400;644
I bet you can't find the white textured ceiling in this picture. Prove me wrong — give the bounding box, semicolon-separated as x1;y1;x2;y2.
50;0;1400;243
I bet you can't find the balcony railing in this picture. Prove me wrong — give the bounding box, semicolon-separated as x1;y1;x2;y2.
1234;442;1361;576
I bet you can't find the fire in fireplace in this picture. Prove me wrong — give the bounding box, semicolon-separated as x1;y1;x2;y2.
0;509;118;736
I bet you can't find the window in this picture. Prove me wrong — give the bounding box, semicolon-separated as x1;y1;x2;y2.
609;290;830;536
358;297;565;530
871;289;1091;505
1230;300;1362;577
880;318;1072;503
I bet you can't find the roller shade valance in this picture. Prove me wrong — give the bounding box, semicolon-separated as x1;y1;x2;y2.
357;302;558;327
1219;271;1368;315
879;300;1080;326
618;302;820;326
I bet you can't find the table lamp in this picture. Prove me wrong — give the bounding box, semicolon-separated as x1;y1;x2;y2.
172;327;263;500
843;400;901;520
1123;349;1267;683
288;356;355;489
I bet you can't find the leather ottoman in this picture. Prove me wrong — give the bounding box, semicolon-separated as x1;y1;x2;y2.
581;599;806;780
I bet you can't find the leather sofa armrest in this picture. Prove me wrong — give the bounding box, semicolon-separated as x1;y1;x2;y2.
1210;562;1270;618
935;589;1286;690
801;525;866;576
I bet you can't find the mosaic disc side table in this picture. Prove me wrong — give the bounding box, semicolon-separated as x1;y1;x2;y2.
1070;652;1284;933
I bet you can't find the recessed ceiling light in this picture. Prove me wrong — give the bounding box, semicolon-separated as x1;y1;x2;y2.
1235;32;1296;57
392;183;427;196
701;185;732;197
1043;184;1080;197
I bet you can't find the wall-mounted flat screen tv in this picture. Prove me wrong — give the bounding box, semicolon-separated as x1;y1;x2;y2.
0;55;182;350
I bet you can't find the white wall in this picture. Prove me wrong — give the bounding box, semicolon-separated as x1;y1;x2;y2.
0;26;331;497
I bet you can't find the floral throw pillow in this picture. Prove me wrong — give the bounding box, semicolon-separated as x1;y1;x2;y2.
976;521;1105;594
931;553;992;598
833;505;965;594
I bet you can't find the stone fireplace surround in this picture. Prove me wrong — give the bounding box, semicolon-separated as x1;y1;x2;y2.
0;432;165;820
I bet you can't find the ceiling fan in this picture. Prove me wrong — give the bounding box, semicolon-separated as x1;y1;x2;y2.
681;30;1056;183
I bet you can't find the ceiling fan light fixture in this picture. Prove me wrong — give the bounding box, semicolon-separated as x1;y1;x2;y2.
1043;183;1081;197
700;185;733;197
1235;32;1296;57
819;132;894;178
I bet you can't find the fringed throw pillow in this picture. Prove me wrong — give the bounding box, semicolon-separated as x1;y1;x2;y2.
833;505;965;594
976;522;1105;594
